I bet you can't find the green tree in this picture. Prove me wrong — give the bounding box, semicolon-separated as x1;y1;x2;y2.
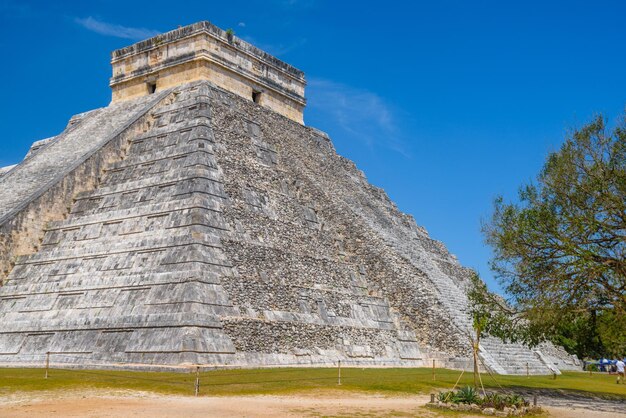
551;311;604;358
466;273;491;388
481;114;626;357
597;309;626;357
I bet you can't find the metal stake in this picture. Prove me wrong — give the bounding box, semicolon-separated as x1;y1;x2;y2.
337;360;341;385
194;366;200;396
526;362;529;378
432;359;436;381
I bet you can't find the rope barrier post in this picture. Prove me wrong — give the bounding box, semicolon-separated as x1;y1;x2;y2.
526;362;529;378
430;393;435;403
337;360;341;385
533;395;537;406
432;359;436;381
45;352;50;379
194;366;200;396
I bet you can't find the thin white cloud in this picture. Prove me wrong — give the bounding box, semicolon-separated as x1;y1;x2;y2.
238;22;246;27
307;78;411;157
75;16;159;40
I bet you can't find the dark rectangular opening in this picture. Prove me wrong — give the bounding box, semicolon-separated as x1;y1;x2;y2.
148;82;157;94
252;91;261;104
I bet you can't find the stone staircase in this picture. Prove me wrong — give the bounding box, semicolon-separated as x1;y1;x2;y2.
0;82;429;368
0;80;579;372
323;169;570;375
0;84;241;366
479;337;553;375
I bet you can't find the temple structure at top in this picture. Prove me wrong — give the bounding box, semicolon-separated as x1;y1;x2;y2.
109;21;306;123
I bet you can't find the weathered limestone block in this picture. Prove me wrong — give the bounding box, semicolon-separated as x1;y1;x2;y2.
110;21;305;123
0;92;170;282
0;21;576;373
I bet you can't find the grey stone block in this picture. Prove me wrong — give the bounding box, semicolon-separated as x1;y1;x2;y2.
0;81;575;373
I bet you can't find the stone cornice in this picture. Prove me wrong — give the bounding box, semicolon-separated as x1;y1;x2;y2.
111;21;305;81
110;49;306;106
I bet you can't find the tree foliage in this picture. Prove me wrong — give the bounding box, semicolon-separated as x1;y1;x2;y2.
479;114;626;357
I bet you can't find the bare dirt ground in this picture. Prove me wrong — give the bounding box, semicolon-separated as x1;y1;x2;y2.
0;390;623;417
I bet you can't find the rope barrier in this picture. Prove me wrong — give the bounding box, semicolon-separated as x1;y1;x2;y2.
0;351;543;397
52;368;192;387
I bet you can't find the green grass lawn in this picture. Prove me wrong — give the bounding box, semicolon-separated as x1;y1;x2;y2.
1;367;625;399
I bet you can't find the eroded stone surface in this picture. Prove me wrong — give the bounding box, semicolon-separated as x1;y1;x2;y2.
0;81;577;373
7;13;593;371
110;21;306;123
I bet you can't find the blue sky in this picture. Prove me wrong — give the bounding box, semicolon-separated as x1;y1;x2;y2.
1;0;625;293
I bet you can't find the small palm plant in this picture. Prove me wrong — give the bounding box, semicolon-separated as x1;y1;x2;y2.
453;386;480;404
437;391;454;403
505;394;528;408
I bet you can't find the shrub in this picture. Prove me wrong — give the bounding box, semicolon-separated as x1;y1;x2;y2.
480;392;506;410
437;391;454;403
436;389;528;411
504;394;528;408
453;386;480;404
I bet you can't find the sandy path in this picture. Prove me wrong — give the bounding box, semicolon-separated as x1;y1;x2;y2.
1;391;434;418
0;391;623;417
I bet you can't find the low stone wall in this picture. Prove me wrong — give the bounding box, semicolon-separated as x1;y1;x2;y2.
428;402;542;417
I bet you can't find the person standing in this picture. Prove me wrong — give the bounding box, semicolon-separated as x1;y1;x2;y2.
616;358;625;384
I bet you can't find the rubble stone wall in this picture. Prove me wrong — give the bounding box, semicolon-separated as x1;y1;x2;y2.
207;87;472;358
0;81;573;373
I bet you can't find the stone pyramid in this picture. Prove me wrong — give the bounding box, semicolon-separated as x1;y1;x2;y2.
0;22;579;373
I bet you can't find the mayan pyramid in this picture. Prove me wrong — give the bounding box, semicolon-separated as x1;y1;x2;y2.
0;22;579;374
